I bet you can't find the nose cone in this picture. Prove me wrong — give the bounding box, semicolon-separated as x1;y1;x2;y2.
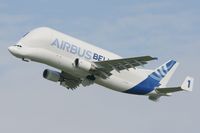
8;46;22;58
8;46;15;54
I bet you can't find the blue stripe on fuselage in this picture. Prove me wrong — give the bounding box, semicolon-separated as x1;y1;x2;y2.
124;75;161;95
124;60;176;95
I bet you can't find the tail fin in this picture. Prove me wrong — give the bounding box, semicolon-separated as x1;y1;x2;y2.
150;60;179;87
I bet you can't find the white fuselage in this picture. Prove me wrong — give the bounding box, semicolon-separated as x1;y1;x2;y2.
8;27;154;95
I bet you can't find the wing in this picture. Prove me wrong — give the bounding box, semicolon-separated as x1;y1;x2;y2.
60;71;82;90
93;56;157;78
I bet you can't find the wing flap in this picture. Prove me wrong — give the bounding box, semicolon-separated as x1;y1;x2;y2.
95;56;157;70
60;71;82;89
93;56;157;78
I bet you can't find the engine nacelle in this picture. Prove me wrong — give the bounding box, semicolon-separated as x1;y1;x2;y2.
43;69;61;82
74;58;96;72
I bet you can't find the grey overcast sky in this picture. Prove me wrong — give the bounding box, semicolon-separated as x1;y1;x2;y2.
0;0;199;133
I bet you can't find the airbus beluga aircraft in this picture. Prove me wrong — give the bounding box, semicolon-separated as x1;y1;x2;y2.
8;27;193;101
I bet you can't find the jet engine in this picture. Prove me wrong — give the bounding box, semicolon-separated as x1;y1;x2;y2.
43;69;61;82
74;58;96;72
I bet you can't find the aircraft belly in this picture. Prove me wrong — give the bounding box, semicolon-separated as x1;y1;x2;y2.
95;76;134;92
95;69;151;94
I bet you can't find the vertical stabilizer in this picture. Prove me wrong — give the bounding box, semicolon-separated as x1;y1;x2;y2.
125;60;178;95
159;62;179;88
150;60;179;88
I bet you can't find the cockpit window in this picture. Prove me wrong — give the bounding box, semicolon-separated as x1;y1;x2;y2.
14;45;22;47
22;32;29;37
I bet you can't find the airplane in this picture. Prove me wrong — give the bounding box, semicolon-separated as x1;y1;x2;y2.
8;27;194;101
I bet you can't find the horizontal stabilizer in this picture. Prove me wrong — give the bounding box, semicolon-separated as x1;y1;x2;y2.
156;76;194;94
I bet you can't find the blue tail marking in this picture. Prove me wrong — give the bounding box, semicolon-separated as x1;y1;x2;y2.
124;60;176;95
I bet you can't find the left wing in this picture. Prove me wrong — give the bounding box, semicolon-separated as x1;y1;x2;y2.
93;56;157;78
60;56;157;88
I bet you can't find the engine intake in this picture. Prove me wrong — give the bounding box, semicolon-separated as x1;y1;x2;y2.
43;69;61;82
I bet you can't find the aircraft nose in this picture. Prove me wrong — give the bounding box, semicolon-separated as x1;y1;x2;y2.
8;46;15;54
8;45;19;56
8;45;27;59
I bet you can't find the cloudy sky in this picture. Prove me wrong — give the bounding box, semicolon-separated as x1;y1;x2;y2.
0;0;199;133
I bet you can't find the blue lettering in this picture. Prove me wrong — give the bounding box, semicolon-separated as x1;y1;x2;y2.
60;41;66;50
51;38;60;48
93;53;99;61
70;45;77;54
85;51;92;59
51;38;109;61
98;55;103;61
78;48;86;57
65;41;71;52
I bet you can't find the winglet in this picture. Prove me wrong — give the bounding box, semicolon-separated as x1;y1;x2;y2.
181;76;194;92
